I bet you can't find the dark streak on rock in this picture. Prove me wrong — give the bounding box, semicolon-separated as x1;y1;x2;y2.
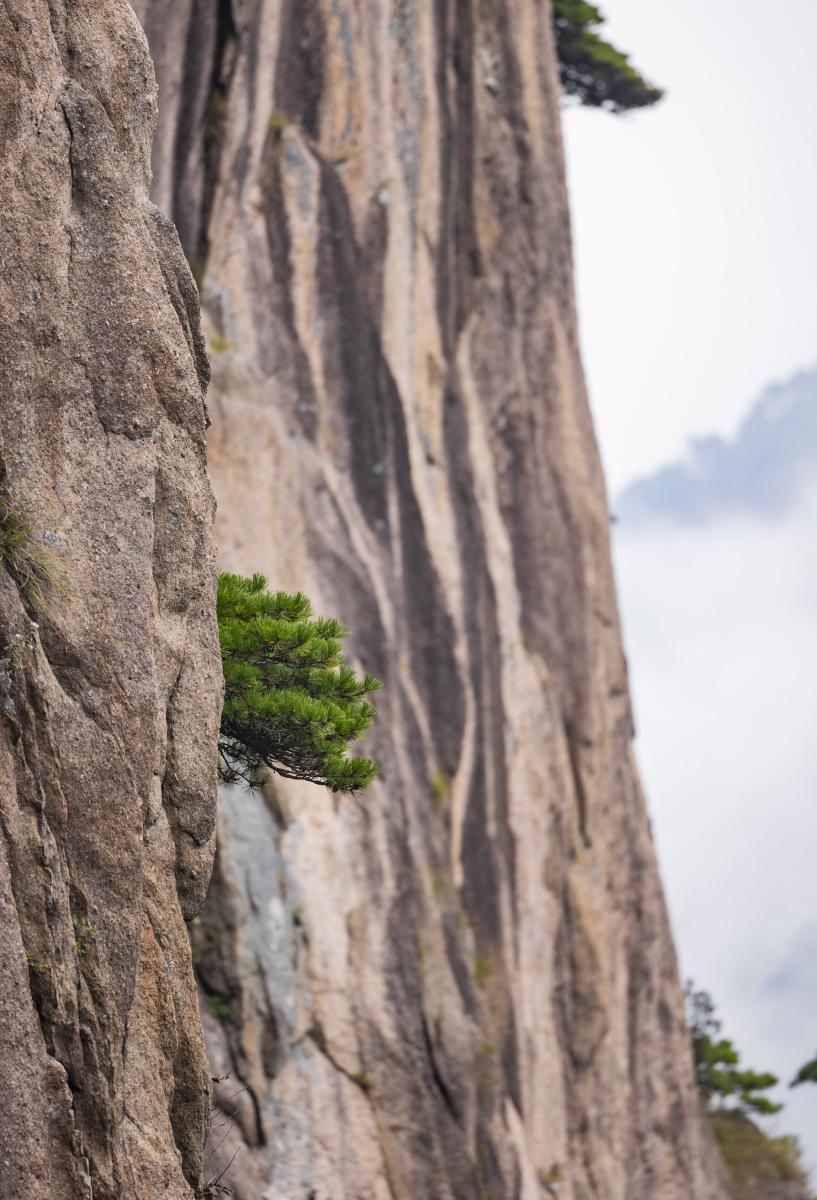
434;0;480;353
258;134;320;438
421;1010;461;1124
274;0;326;141
315;162;466;779
563;719;591;849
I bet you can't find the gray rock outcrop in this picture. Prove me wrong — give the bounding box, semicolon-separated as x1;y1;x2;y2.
0;3;221;1197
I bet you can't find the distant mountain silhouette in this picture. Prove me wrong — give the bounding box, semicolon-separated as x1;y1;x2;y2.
615;366;817;527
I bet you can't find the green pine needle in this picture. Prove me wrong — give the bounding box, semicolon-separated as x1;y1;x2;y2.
217;572;381;793
686;982;783;1117
552;0;663;113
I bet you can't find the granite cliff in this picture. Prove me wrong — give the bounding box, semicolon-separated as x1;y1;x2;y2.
0;1;736;1197
131;2;732;1197
0;3;221;1197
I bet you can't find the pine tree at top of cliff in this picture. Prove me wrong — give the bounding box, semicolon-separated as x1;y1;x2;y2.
217;572;380;792
686;983;782;1117
552;0;663;112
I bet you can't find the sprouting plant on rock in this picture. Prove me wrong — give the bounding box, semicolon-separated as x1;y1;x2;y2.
0;496;62;615
217;572;381;792
73;916;100;957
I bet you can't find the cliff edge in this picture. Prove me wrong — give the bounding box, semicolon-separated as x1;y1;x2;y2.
0;3;221;1197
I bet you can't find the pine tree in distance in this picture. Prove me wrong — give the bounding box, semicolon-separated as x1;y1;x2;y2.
552;0;663;113
685;982;782;1117
791;1054;817;1088
217;572;381;793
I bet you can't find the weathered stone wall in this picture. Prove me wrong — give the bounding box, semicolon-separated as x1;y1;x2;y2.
133;2;732;1197
0;3;221;1197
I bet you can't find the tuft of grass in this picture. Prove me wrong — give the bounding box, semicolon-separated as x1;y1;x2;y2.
190;920;225;967
73;916;99;957
204;923;223;950
267;110;290;143
431;771;450;810
0;631;33;678
351;1071;372;1093
473;946;495;988
0;498;63;616
711;1110;811;1196
208;333;232;354
205;992;232;1020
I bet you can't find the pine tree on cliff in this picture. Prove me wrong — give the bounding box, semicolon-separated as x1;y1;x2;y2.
686;983;782;1116
552;0;663;112
791;1054;817;1088
217;572;380;792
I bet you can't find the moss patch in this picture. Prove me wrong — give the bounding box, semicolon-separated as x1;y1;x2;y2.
473;946;495;988
205;992;232;1020
73;916;99;957
267;110;291;143
431;770;450;810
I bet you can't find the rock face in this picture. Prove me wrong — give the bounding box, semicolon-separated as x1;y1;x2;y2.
133;2;731;1198
0;4;221;1198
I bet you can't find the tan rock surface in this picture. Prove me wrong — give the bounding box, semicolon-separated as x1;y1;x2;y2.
135;2;733;1197
0;3;221;1197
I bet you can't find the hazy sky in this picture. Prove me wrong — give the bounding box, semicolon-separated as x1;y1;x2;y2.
563;0;817;495
562;0;817;1171
615;495;817;1169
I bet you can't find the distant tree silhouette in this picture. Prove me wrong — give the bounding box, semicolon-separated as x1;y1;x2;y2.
791;1054;817;1088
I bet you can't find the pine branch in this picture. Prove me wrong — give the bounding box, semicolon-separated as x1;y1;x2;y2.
217;573;381;793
